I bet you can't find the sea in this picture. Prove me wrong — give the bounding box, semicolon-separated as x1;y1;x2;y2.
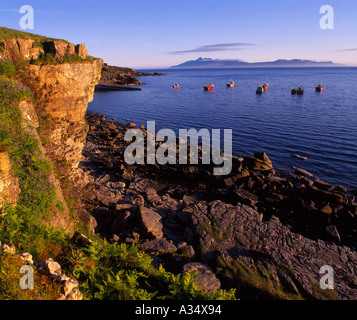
87;67;357;191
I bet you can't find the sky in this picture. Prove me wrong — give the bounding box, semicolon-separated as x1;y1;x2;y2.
1;0;356;69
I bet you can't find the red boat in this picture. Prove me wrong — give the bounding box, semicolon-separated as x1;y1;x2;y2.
204;83;214;91
297;86;304;95
172;84;179;88
315;84;323;92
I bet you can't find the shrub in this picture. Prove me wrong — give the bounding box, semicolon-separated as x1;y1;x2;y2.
0;61;16;77
32;52;58;64
71;240;236;300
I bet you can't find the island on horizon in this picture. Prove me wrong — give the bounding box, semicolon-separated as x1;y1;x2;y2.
170;57;340;69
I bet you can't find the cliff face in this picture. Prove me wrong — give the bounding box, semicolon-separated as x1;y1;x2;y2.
24;59;103;170
0;34;102;231
0;37;89;62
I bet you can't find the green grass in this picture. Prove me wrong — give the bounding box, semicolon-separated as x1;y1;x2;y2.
30;52;93;65
0;78;60;254
0;61;17;77
0;27;64;42
216;257;304;300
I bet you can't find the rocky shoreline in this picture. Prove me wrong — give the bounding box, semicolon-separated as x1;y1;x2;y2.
98;63;166;87
80;112;357;299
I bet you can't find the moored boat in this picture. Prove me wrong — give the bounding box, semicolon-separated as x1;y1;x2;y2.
226;81;235;88
204;83;214;91
297;86;304;95
315;83;323;92
256;85;264;94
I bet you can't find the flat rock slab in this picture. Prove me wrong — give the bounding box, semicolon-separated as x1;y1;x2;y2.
182;262;221;293
141;238;177;255
139;206;163;239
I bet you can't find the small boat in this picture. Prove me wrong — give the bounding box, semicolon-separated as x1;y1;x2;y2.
291;88;297;95
315;83;323;92
297;86;304;95
256;85;264;94
203;83;214;91
263;83;269;90
172;83;179;88
226;81;235;88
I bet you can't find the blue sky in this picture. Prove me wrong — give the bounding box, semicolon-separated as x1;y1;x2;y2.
1;0;356;68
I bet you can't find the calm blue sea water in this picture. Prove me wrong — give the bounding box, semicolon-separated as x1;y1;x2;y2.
88;67;357;190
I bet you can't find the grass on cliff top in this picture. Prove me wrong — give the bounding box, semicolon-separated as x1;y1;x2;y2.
0;27;64;41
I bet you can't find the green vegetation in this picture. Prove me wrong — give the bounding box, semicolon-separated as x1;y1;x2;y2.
0;61;17;77
0;27;64;42
216;257;303;300
62;53;93;63
29;52;93;65
63;240;235;300
0;253;62;299
0;78;59;249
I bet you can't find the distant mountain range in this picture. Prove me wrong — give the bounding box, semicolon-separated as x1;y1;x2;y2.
170;57;338;68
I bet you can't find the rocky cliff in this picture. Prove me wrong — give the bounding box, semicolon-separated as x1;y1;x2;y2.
0;33;102;231
23;59;102;170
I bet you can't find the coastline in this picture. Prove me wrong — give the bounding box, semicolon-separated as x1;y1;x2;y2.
80;111;357;299
96;63;166;90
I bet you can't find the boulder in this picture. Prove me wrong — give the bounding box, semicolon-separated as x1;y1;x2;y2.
58;287;83;300
145;187;161;205
141;238;177;255
43;258;62;277
138;206;163;239
75;44;88;59
254;152;273;167
0;240;16;254
18;252;34;265
293;167;314;177
177;243;195;258
244;156;273;172
182;262;221;293
62;278;79;296
234;189;259;206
